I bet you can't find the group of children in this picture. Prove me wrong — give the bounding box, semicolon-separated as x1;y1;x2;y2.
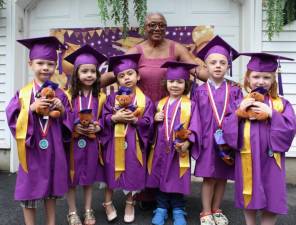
6;34;296;225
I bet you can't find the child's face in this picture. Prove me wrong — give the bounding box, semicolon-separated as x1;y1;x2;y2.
77;64;97;88
247;71;274;91
29;59;56;83
205;53;229;80
166;79;186;98
117;69;140;89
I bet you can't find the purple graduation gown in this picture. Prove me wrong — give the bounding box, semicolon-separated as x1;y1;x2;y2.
68;94;105;187
100;92;155;191
223;97;296;214
146;98;201;195
6;86;72;201
192;81;243;180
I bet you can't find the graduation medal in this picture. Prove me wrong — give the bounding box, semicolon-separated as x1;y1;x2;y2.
78;138;87;149
39;138;49;150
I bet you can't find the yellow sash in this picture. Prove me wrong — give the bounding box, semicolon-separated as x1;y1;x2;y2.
114;87;145;180
69;92;107;182
16;82;34;173
147;95;191;177
241;96;283;208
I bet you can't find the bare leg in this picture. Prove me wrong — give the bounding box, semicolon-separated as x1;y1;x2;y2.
66;187;77;213
44;199;56;225
244;209;257;225
212;179;227;210
104;187;114;214
125;192;134;215
23;208;36;225
84;185;93;211
261;210;277;225
201;178;216;213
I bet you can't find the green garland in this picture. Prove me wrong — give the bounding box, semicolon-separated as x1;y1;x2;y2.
0;0;5;9
264;0;296;40
97;0;147;38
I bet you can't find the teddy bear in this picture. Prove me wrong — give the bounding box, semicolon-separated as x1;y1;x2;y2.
214;129;235;166
114;86;141;117
73;109;99;139
173;123;192;157
236;87;269;121
35;80;61;118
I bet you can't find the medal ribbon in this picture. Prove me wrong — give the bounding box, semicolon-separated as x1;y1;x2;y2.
114;87;145;180
241;95;283;208
206;81;230;129
78;90;93;111
164;97;182;142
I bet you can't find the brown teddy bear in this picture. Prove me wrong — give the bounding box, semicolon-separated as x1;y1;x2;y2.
173;123;192;157
114;86;141;117
236;87;269;121
73;109;98;139
35;80;61;118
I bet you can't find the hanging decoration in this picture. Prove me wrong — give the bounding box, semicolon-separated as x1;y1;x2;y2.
97;0;147;38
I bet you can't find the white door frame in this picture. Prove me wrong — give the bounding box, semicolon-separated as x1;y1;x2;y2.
8;0;261;172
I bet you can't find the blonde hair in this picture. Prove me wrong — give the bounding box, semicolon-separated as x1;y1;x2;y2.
243;70;278;98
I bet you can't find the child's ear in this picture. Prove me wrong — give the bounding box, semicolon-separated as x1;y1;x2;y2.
137;74;140;82
28;61;33;67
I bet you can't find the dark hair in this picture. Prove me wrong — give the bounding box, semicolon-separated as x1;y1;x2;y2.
162;79;192;95
69;66;101;99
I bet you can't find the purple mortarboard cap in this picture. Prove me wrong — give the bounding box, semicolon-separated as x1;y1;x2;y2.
196;35;239;76
108;53;141;76
64;44;107;71
118;86;133;95
161;61;197;80
79;109;92;114
41;80;59;90
251;86;268;95
174;123;185;131
240;52;294;95
17;36;66;74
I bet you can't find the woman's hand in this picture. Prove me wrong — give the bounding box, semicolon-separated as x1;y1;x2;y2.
251;101;273;118
154;111;164;122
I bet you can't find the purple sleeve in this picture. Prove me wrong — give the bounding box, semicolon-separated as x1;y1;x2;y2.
133;97;155;151
189;101;202;160
222;87;244;151
100;94;115;145
269;98;296;153
5;91;35;147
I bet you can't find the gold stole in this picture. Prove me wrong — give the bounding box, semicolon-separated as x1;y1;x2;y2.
147;95;191;177
69;91;107;182
16;82;34;173
114;87;145;180
241;96;283;208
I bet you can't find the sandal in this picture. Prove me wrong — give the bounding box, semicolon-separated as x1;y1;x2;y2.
67;211;82;225
102;201;117;222
124;200;135;224
84;209;96;225
212;209;229;225
200;211;215;225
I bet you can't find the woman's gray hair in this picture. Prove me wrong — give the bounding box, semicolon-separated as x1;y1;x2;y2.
144;12;167;25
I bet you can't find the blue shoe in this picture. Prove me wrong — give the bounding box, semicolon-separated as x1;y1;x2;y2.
151;208;168;225
172;208;187;225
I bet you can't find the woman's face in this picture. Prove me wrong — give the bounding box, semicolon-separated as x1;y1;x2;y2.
145;14;167;42
247;71;274;91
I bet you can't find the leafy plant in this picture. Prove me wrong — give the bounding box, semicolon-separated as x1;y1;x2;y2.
0;0;5;9
97;0;147;38
264;0;296;40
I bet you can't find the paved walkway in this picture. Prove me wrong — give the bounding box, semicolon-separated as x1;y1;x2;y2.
1;172;295;225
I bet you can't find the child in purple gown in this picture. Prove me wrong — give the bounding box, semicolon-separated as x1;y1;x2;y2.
191;35;243;225
6;36;72;225
64;44;107;225
223;52;296;225
147;61;201;225
101;53;154;223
